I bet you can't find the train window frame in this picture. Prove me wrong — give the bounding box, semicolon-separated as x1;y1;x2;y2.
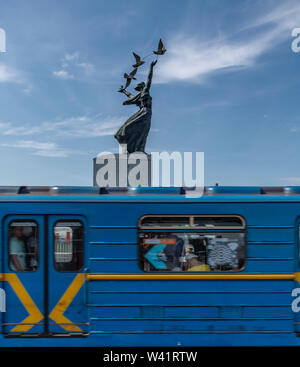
53;219;84;273
8;219;39;273
138;215;246;273
139;214;246;230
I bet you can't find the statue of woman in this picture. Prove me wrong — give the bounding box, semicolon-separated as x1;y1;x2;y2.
114;60;157;153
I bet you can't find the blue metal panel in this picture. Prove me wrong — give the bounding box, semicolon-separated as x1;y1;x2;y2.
89;319;294;332
247;244;294;258
90;243;137;258
88;305;293;320
89;259;140;273
245;259;294;273
89;228;138;243
89;291;291;306
247;229;295;242
243;306;292;318
88;280;295;292
89;306;220;319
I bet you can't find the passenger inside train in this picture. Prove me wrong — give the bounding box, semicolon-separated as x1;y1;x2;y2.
8;221;39;272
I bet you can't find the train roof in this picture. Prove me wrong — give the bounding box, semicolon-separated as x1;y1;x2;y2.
0;185;299;202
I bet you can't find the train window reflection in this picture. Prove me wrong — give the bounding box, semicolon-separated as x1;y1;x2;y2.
54;221;84;272
139;232;245;272
138;215;246;273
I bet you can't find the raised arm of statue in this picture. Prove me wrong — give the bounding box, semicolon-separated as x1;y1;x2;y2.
145;60;157;92
123;93;140;105
122;90;135;98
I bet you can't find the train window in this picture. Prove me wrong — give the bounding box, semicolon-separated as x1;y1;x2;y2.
140;216;191;228
139;232;245;272
54;221;84;272
8;221;39;272
193;216;244;228
138;215;246;272
139;215;245;229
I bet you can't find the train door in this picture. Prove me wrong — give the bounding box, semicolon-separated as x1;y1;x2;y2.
48;216;88;335
2;215;45;335
2;215;88;336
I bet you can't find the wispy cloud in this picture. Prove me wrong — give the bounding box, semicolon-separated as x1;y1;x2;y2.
53;51;95;80
78;62;95;75
0;114;125;158
0;122;12;129
156;1;300;84
1;114;124;138
0;63;32;94
0;63;22;83
64;52;80;62
53;69;74;80
0;140;73;157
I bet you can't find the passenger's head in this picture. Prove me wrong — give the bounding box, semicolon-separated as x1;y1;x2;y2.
23;226;33;237
13;226;23;239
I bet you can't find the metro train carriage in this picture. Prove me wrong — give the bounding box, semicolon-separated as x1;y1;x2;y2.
1;185;300;346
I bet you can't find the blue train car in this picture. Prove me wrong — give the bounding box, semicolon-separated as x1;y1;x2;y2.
1;185;300;347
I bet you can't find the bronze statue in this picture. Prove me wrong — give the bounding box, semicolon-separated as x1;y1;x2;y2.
114;60;157;153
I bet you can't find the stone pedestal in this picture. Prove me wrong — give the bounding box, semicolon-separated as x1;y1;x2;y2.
93;152;152;187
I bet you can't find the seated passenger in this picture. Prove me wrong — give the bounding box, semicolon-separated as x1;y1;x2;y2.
9;226;26;272
186;253;210;272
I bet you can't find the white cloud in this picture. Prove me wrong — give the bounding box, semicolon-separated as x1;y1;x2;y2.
0;63;22;83
78;62;95;74
155;1;300;84
0;122;12;129
0;63;31;93
2;140;57;150
64;52;80;62
33;149;69;158
40;115;123;137
0;114;124;138
53;69;74;80
52;51;94;80
1;140;76;158
246;1;300;30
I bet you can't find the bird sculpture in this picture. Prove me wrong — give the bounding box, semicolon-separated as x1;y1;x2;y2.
123;68;137;89
132;52;145;68
153;38;167;55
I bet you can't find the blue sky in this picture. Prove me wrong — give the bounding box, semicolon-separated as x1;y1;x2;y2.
0;0;300;186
